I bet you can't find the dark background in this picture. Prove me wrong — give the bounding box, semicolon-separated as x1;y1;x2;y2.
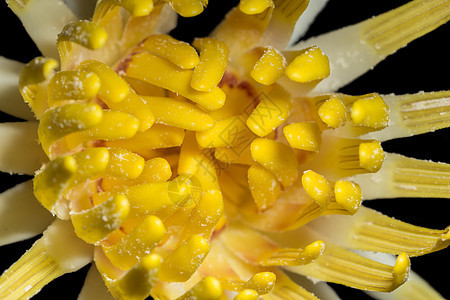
0;0;448;299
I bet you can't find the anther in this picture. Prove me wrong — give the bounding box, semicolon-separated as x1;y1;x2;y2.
283;122;322;152
317;95;347;128
359;140;385;172
245;272;276;294
248;163;281;211
334;180;362;214
250;47;286;85
350;93;389;128
177;276;223;300
301;170;332;208
285;46;330;83
238;0;273;15
58;20;108;50
234;289;258;300
166;0;206;17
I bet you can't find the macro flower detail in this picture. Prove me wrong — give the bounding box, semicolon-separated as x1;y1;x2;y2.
0;0;448;299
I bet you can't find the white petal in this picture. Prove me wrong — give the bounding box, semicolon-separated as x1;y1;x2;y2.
0;122;47;175
0;180;54;246
0;57;34;120
8;0;78;58
78;265;114;300
63;0;96;20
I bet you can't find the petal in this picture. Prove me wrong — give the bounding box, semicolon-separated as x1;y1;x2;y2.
78;265;114;300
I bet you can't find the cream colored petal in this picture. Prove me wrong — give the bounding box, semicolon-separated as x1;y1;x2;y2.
283;271;342;300
0;181;53;246
0;57;34;120
7;0;78;58
64;0;96;19
78;265;114;300
0;122;47;175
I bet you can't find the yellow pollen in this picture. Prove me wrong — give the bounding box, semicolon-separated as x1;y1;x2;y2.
301;170;332;208
285;46;330;83
350;93;390;128
359;140;385;172
334;180;363;214
250;47;287;85
283;121;322;152
317;95;347;128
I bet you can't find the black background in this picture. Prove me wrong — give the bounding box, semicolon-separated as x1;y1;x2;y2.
0;0;448;299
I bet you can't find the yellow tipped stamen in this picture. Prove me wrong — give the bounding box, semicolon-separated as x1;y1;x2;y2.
245;272;276;294
176;276;223;300
283;122;322;152
66;110;140;148
159;234;210;282
19;57;58;117
234;289;258;300
351;93;390;129
301;170;332;208
334;180;362;215
126;52;226;110
359;140;385;172
105;124;185;158
248;162;281;211
71;195;130;244
70;147;110;187
285;46;330;83
78;60;129;103
317;95;347;128
166;0;206;17
106;148;145;179
250;138;298;188
250;47;286;85
238;0;273;15
103;215;165;270
140;35;200;69
288;244;411;292
110;253;162;299
191;37;229;92
94;0;154;21
246;85;292;137
268;270;320;300
145;96;215;131
33;156;77;212
57;21;108;55
47;70;101;105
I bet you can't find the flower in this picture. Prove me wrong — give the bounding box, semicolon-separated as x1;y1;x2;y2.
0;0;449;299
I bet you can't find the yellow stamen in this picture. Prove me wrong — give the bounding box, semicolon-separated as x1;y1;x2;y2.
94;0;154;21
191;37;229;92
317;95;347;128
250;138;298;188
103;215;165;270
126;52;225;110
351;93;390;129
71;195;130;244
285;46;330;83
70;147;110;187
159;234;210;282
250;47;286;85
106;148;145;179
165;0;206;17
176;276;223;300
359;140;385;172
140;34;200;69
246;85;292;137
245;272;276;294
283;121;322;152
301;170;332;208
47;70;101;105
234;289;258;300
334;180;362;215
238;0;273;15
248;162;281;211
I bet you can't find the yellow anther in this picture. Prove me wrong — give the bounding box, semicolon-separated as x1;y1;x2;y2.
297;240;326;265
103;215;165;270
38;103;103;156
107;89;155;132
95;0;154;19
334;180;362;214
159;234;210;282
178;131;204;175
191;37;229;92
350;93;390;128
33;156;77;212
248;163;281;212
78;60;129;103
177;276;223;300
145;96;215;131
19;57;58;116
166;0;205;17
196;115;252;148
58;20;108;50
245;272;276;295
238;0;273;15
392;253;410;289
126;52;225;110
66;111;140;148
106;148;145;179
140;35;200;69
140;157;172;182
285;46;330;83
71;147;110;187
71;195;130;244
234;289;258;300
246;85;292;137
359;140;385;172
105;124;185;158
283;122;322;152
250;47;286;85
47;70;100;105
317;95;347;128
111;253;162;299
250;138;298;188
301;170;332;208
